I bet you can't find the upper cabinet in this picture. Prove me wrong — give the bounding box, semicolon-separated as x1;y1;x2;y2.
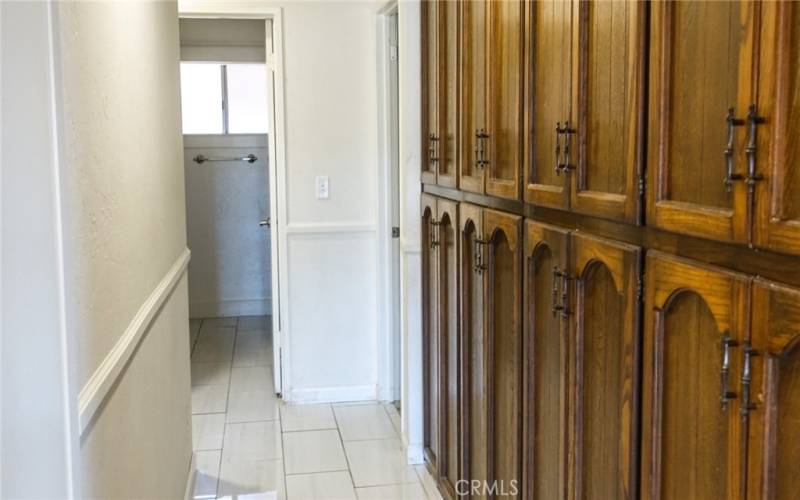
523;0;573;209
647;1;758;243
754;2;800;256
486;0;525;200
460;0;488;194
571;0;646;224
422;0;458;188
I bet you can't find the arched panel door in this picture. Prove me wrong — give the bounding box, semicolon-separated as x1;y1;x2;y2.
522;221;570;500
642;252;750;500
421;193;440;474
460;204;487;499
437;198;459;498
484;209;522;498
460;0;487;194
747;279;800;499
570;233;640;500
421;0;438;185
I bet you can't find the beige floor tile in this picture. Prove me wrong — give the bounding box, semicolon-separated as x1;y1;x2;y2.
414;466;443;500
191;362;231;387
194;450;222;499
202;317;238;329
230;365;274;393
193;332;235;363
190;319;203;350
191;385;228;414
217;457;285;500
344;439;418;488
334;404;397;441
193;413;226;451
280;404;336;432
238;315;271;332
383;404;402;436
227;390;279;423
222;421;282;461
355;482;428;500
233;331;273;367
283;430;348;475
285;471;356;500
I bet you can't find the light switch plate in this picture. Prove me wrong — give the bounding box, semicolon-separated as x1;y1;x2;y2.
316;176;330;199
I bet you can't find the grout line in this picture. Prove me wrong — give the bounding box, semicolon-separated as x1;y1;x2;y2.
330;404;358;491
283;467;350;478
214;318;239;498
281;427;340;434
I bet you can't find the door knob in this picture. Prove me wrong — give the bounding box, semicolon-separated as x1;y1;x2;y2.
260;218;271;227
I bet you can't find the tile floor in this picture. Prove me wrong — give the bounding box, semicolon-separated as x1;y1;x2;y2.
189;316;442;500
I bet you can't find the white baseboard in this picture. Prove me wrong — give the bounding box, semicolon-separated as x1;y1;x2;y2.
183;452;196;500
189;298;271;319
406;443;424;465
286;384;377;404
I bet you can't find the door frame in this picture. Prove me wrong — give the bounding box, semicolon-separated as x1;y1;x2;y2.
178;1;288;395
377;0;402;403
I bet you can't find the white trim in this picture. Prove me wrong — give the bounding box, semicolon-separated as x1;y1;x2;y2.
178;1;288;396
285;222;376;235
183;453;197;500
287;384;378;404
189;298;271;319
77;249;191;435
406;443;424;465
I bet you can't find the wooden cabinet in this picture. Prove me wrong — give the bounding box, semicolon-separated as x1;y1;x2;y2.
485;0;524;200
747;279;800;500
459;0;487;194
523;0;573;209
523;221;570;500
569;233;640;500
422;0;458;188
421;194;440;473
647;1;759;243
571;0;645;224
642;252;750;499
754;1;800;256
484;209;522;497
460;204;487;497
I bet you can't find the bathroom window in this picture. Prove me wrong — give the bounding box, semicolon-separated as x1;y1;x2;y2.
180;62;269;135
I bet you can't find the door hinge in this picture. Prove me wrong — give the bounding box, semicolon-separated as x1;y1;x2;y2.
392;226;400;238
390;45;398;62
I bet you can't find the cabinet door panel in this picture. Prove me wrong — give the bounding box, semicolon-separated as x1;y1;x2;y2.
460;0;487;194
642;252;750;500
571;234;640;500
422;0;438;184
524;0;572;209
421;194;439;472
460;204;486;498
647;1;757;242
748;279;800;500
523;221;569;500
486;0;523;200
754;2;800;255
437;199;459;498
572;0;645;224
439;0;458;188
484;210;522;498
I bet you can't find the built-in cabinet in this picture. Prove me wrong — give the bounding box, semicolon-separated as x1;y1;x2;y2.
422;1;800;499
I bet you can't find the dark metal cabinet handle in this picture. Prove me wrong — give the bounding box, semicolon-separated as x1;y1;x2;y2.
428;134;439;164
723;107;745;192
720;332;740;410
745;105;765;192
474;238;488;274
429;220;440;248
554;122;563;175
551;267;572;317
476;129;490;169
740;342;759;417
552;267;563;316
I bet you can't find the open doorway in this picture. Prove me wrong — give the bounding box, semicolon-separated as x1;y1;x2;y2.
178;14;284;403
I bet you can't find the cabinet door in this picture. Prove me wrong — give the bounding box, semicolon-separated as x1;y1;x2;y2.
747;279;800;500
570;233;641;500
753;2;800;255
642;252;750;500
486;0;524;200
438;0;458;188
421;194;439;473
647;2;758;243
571;0;645;224
437;199;459;498
484;210;522;498
523;0;572;209
522;221;569;500
459;0;487;194
460;204;486;498
422;0;439;185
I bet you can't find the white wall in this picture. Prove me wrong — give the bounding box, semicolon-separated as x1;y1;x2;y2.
184;134;272;318
55;1;192;497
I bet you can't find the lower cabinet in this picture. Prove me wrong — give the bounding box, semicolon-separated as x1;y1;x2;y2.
423;196;800;500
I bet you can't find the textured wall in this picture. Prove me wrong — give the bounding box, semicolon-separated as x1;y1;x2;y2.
54;1;192;497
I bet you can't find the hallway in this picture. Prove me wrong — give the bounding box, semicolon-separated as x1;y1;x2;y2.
189;316;440;500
